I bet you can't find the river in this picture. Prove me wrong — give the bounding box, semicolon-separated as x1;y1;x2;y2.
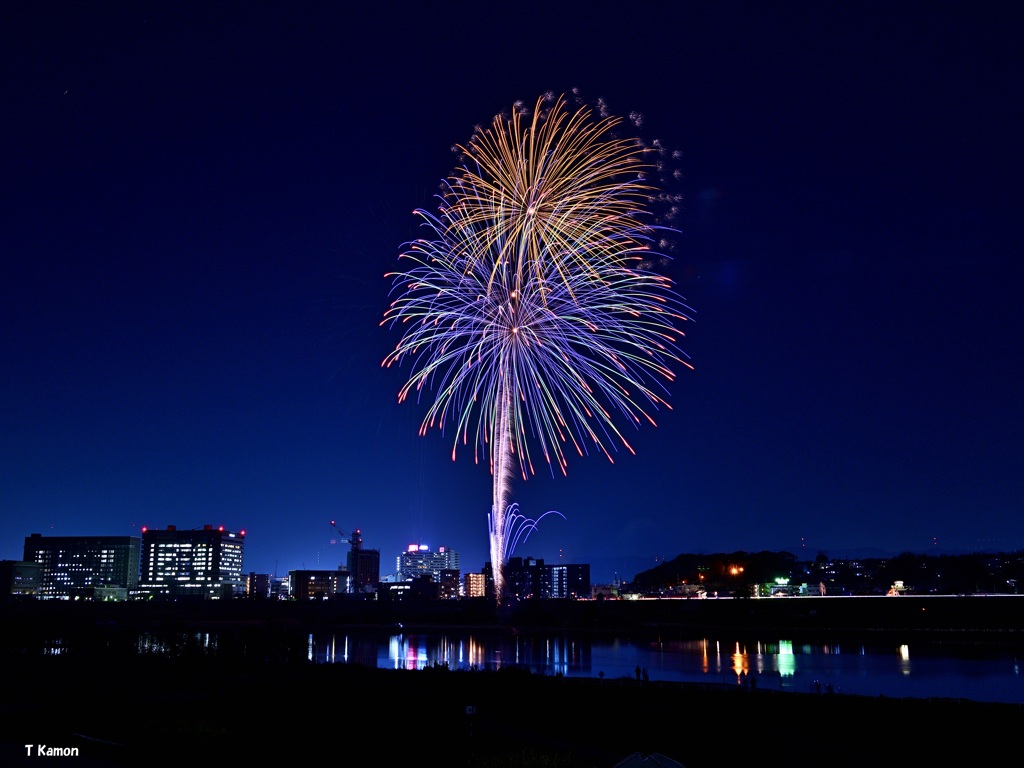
294;629;1024;704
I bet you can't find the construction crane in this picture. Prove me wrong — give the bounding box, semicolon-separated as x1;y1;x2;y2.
328;521;367;594
329;521;362;551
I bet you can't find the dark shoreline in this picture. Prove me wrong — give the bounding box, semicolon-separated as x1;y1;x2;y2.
6;593;1024;644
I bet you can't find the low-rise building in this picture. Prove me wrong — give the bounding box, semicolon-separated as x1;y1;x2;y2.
23;533;140;600
0;560;42;600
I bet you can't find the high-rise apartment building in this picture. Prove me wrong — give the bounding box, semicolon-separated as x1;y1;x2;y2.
551;563;591;599
505;556;552;600
23;534;140;600
439;546;459;575
504;557;591;600
139;525;245;599
247;572;272;599
464;571;486;598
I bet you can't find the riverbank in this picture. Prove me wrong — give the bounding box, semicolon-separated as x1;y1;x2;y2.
6;594;1024;645
1;652;1014;768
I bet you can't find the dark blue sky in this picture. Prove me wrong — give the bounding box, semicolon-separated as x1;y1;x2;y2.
2;2;1021;583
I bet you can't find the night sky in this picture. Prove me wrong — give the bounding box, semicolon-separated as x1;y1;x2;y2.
3;2;1021;584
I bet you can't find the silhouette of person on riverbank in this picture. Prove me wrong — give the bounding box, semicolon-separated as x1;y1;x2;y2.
636;665;642;681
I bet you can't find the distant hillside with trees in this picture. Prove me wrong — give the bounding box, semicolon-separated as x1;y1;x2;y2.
628;550;1024;596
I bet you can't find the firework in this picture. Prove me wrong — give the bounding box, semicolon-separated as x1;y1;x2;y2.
383;93;692;602
446;93;658;292
497;504;566;564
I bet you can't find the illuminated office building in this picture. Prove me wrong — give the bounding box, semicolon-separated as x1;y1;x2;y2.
396;544;460;582
139;525;245;599
23;534;140;600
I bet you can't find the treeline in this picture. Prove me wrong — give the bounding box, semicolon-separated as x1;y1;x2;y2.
629;549;1024;596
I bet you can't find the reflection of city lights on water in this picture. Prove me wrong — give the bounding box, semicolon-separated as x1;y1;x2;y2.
778;639;795;677
382;634;435;670
413;636;430;669
387;635;401;669
466;636;485;668
731;642;750;681
546;637;571;677
405;641;418;670
25;628;1024;703
305;633;344;664
138;631;217;658
899;644;912;676
712;639;724;673
44;639;65;656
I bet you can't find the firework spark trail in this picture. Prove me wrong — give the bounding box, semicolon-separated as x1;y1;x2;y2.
383;93;692;603
489;374;513;585
451;110;656;293
501;504;566;563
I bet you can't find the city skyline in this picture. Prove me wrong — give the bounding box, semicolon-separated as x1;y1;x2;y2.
2;3;1021;586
